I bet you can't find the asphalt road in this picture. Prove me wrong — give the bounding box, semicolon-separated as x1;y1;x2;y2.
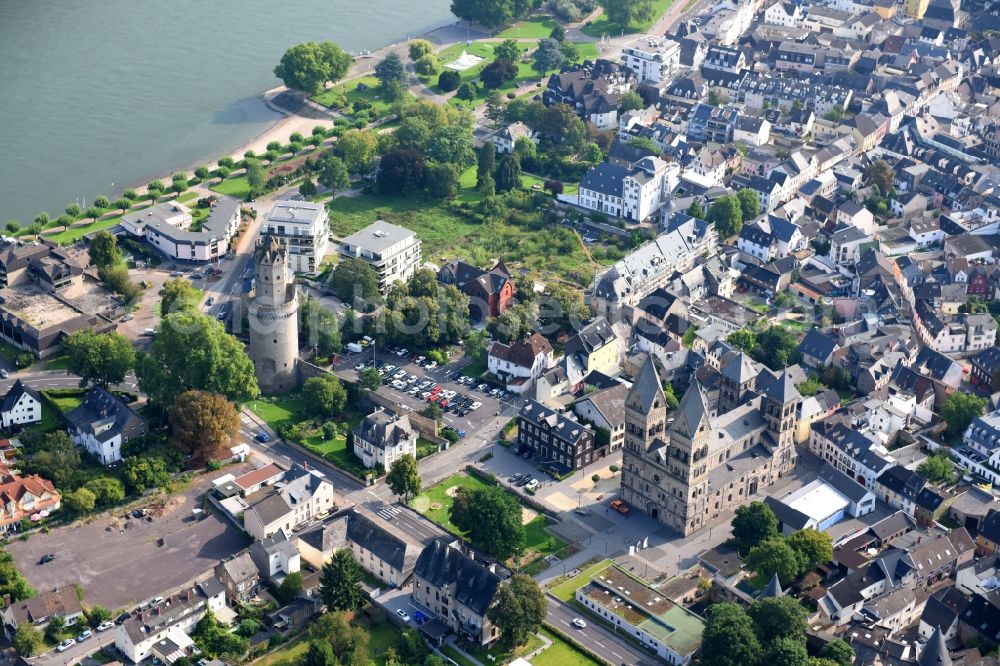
546;597;661;666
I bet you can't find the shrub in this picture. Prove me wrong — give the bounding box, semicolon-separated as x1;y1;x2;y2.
438;70;461;92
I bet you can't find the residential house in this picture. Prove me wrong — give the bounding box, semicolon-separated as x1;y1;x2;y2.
0;471;61;534
64;386;148;465
490;122;535;154
977;509;1000;556
578;157;679;222
353;409;418;470
837;200;876;236
621;38;681;83
487;333;554;395
249;530;301;583
798;329;838;368
439;259;515;320
764;0;803;26
953;410;1000;487
2;585;84;638
517;400;598;471
564;319;622;387
733;116;771;147
339;220;422;294
214;551;260;604
572;384;627;454
0;380;41;431
970;346;1000;392
242;465;337;540
411;540;502;645
544;60;633;129
875;465;926;516
809;418;895;489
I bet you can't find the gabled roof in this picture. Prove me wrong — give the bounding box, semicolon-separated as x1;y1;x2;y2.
672;381;710;439
918;626;952;666
763;369;801;404
799;329;837;362
626;355;662;415
0;380;41;414
721;351;756;384
413;541;501;616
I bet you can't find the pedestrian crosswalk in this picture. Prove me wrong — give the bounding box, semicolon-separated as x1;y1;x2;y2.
377;505;401;520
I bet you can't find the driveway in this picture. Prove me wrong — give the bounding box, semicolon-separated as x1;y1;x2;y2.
8;468;252;610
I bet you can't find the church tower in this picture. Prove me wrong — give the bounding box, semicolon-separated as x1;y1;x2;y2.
718;351;757;412
624;355;666;455
248;236;300;393
762;369;801;473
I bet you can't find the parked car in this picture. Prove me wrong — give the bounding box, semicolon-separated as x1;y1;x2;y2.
395;609;411;623
610;500;630;515
508;473;522;483
525;479;540;491
255;432;271;443
38;553;55;564
114;612;130;625
121;313;134;322
96;621;114;632
470;402;482;411
76;630;93;643
516;474;532;487
57;639;75;652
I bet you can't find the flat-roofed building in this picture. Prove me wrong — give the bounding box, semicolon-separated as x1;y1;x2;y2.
339;221;421;293
121;198;240;262
261;201;331;273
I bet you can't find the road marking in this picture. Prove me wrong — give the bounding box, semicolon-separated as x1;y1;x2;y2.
595;641;605;648
612;651;623;659
559;619;569;626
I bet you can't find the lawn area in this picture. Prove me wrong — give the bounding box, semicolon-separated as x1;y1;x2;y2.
301;429;371;478
254;635;310;666
523;515;568;560
549;559;614;602
327;193;599;285
416;437;439;460
44;389;86;414
46;213;124;245
245;393;309;431
410;472;493;534
441;644;477;666
496;15;560;38
534;628;603;666
469;632;545;664
311;76;406;117
210;176;251;201
582;0;675;36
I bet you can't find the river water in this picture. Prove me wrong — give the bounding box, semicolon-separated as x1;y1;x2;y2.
0;0;453;224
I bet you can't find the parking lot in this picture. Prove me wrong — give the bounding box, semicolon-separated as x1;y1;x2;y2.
335;345;523;440
7;468;252;610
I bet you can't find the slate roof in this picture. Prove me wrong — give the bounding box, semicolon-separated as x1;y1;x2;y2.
64;385;147;444
413;540;501;616
346;511;420;571
799;329;837;363
580;163;629;197
760;573;783;598
919;626;952;666
0;380;41;414
626;355;662;415
488;333;552;370
672;380;710;440
763;369;801;404
355;410;415;451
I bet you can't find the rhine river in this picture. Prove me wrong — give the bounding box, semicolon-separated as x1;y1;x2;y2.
0;0;453;224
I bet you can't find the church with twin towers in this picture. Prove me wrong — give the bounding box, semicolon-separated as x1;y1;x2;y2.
620;352;801;536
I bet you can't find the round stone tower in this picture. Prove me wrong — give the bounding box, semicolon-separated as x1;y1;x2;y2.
248;235;300;393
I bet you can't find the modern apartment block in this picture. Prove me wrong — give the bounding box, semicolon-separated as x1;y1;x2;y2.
339;220;421;293
261;201;331;273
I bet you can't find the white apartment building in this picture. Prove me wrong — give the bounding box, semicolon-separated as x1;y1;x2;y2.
579;157;680;222
262;201;331;273
352;409;418;470
120;198;240;262
339;220;421;293
621;38;681;84
0;380;41;430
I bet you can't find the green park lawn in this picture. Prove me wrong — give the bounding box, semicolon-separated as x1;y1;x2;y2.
496;15;560;38
245;393;308;431
534;629;603;666
311;76;406;117
410;472;493;534
549;559;614;602
45;213;124;245
210;176;251;201
582;0;675;36
327;193;598;286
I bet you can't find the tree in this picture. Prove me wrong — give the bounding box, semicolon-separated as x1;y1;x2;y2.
114;197;130;213
171;174;188;194
539;103;586;155
85;477;126;506
450;0;532;28
864;159;895;195
820;639;855;666
414;54;440;76
602;0;655;27
328;257;381;305
358;367;382;395
701;603;761;666
378;148;426;194
796;377;825;397
34;212;50;228
532;38;565;75
749;596;808;643
274;42;353;94
123;457;171;493
488;574;546;649
686;199;704;218
320;549;364;611
319;156;350;194
438;69;461;92
551;24;566;41
65;202;82;218
302;375;348;418
708;194;744;238
494;39;522;63
428;124;476;168
64;330;135;388
481;58;518;89
194;166;211;180
450;485;525;560
337;129;379;173
137;311;259;405
618;90;644;113
730;501;778;554
13;623;42;656
745;537;801;585
726;329;757;355
426;162;460;199
147;180;164;200
65;487;97;513
787;528;833;573
754;325;802;370
299;295;341;356
495;153;522;193
477;142;496;187
89;230;122;268
192;611;249;660
303;641;334;666
276;571;304;604
538;283;588;335
919;450;956;484
386;454;421;501
737;188;761;222
375;52;406;89
941;391;986;437
663;382;680;410
169;390;240;463
456;81;478;101
23;432;80;488
765;636;809;666
408;39;434;61
86;605;114;628
159;277;201;315
245;160;265;197
4;220;19;233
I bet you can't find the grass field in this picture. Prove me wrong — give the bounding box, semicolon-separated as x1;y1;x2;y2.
496;16;560;38
45;213;124;245
327;193;599;285
46;390;86;414
312;76;407;117
245;393;308;431
301;430;371;478
410;472;493;534
210;176;251;200
582;0;675;36
549;559;614;601
535;629;603;666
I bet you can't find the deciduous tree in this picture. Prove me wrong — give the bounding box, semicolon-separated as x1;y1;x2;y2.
864;159;895;195
64;330;135;388
85;477;126;506
408;39;434;61
737;188;760;221
273;42;353;94
749;596;808;643
601;0;655;28
495;153;522;193
919;449;956;484
386;454;422;501
701;603;761;666
89;230;122;268
450;0;532;28
708;194;744;238
493;39;522;63
532;38;565;75
302;375;348;418
64;487;97;513
159;277;201;315
377;148;426;194
450;485;525;560
745;537;801;585
481;58;518;89
941;392;986;437
730;501;778;554
820;639;856;666
169;390;240;463
337;129;380;173
123;456;171;493
487;574;547;649
13;624;42;656
328;258;381;306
